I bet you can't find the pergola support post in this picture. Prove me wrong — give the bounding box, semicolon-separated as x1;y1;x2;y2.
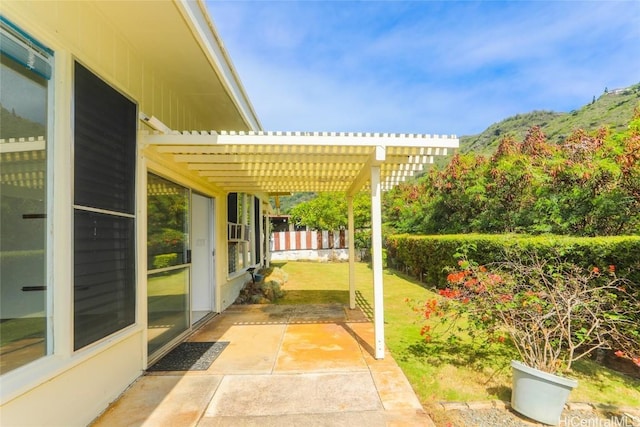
370;164;385;359
347;195;356;310
264;203;271;268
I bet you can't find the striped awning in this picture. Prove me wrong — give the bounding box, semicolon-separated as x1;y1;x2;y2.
141;130;458;196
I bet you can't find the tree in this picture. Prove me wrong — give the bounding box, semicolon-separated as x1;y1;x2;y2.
382;111;640;237
289;192;370;231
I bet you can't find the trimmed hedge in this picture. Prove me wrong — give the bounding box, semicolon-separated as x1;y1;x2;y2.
151;253;178;270
385;234;640;288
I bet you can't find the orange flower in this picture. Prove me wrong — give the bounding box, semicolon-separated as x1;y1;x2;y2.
592;267;600;274
464;278;478;288
487;274;502;284
614;350;625;358
499;294;513;303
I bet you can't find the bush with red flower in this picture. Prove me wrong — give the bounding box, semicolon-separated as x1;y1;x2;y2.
413;245;640;374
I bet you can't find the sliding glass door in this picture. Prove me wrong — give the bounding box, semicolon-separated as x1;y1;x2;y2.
147;174;190;357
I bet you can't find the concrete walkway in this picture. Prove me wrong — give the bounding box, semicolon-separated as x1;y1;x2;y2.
92;304;434;426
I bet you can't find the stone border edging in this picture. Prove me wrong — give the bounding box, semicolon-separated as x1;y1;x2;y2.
438;400;640;417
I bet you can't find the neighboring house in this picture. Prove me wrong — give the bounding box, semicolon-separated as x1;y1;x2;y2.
605;87;629;96
269;214;298;232
0;1;458;425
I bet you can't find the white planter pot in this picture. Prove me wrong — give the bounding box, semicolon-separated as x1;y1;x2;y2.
510;360;578;425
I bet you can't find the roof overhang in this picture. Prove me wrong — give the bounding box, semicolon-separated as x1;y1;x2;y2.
93;0;260;131
141;131;459;197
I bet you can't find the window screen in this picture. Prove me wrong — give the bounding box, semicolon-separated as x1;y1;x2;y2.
74;62;136;214
74;211;135;349
73;62;136;350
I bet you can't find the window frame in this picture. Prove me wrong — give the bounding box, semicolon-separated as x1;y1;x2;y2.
227;192;256;276
72;60;137;351
0;17;54;375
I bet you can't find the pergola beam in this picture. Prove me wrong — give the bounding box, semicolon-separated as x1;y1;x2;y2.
347;146;385;197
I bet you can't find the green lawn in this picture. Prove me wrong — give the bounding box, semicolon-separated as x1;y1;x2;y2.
270;261;640;409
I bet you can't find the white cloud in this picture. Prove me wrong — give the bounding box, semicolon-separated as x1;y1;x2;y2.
208;1;640;136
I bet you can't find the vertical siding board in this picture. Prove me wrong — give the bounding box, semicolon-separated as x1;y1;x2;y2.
295;231;302;250
114;34;128;86
289;231;295;250
273;231;281;251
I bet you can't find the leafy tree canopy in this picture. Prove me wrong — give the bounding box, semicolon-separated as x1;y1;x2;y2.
289;192;371;231
384;106;640;237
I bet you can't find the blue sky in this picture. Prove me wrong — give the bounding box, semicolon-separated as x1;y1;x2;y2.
207;1;640;137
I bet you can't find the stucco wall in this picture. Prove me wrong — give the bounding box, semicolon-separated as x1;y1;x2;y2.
220;274;250;310
1;332;144;427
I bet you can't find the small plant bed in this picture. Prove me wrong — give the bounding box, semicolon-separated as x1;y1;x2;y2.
234;267;287;304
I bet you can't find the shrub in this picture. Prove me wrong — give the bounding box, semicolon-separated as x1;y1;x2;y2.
411;245;640;374
386;234;640;289
152;253;178;270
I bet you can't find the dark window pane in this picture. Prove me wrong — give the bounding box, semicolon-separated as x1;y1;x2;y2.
254;197;261;263
73;62;136;214
74;211;135;350
227;193;237;223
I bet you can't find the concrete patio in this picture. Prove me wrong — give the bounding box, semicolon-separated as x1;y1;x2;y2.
91;304;434;426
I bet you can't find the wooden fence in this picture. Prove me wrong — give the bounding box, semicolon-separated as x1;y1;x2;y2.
271;230;348;251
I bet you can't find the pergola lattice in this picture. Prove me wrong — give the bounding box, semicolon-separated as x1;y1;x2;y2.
142;129;459;358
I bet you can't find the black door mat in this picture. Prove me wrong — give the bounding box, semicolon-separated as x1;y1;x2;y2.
148;341;229;371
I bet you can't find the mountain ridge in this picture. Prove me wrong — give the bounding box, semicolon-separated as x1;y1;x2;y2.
460;83;640;155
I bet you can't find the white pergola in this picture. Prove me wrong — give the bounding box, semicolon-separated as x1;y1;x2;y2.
141;130;459;359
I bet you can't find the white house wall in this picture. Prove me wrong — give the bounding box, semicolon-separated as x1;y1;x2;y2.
0;2;257;426
1;334;143;427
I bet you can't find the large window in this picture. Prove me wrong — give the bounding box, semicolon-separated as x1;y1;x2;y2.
0;18;52;374
147;173;190;356
73;62;136;350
